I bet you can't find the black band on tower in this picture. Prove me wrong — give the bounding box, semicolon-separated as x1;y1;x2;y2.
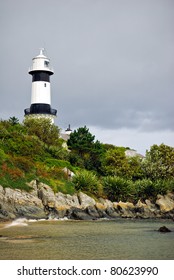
24;103;57;116
32;71;50;82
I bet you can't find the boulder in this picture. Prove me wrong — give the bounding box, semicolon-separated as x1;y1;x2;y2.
70;208;94;220
0;185;46;220
86;206;100;219
15;205;46;219
78;192;96;209
106;207;120;218
98;198;113;208
94;203;109;218
95;202;107;211
145;200;157;212
156;193;174;212
66;194;80;207
55;193;80;208
113;201;135;218
1;180;174;221
62;167;75;179
158;226;171;233
37;183;56;208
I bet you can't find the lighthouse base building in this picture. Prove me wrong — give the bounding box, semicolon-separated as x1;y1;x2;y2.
24;49;57;123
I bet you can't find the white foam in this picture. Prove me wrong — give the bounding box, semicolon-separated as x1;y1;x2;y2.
4;218;28;228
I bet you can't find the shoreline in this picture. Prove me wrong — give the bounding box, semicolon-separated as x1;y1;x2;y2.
1;180;174;222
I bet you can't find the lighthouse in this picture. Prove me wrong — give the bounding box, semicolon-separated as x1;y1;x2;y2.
24;49;57;123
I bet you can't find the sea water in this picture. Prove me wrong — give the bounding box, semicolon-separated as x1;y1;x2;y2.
0;218;173;260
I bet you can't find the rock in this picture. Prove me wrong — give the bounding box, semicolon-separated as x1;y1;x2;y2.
70;208;94;220
145;200;157;212
65;194;80;207
158;226;171;233
0;185;46;220
62;167;75;179
78;192;96;209
1;181;174;221
95;202;107;211
98;198;113;208
15;205;46;219
114;201;134;212
38;183;56;208
86;206;100;219
156;193;174;212
94;203;108;218
55;193;80;208
106;207;120;218
113;201;135;218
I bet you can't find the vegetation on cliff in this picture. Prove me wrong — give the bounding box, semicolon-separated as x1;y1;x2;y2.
0;117;174;202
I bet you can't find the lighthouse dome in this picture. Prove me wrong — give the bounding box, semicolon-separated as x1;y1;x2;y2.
29;48;54;75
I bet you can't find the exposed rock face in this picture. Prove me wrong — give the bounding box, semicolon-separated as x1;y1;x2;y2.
0;181;174;220
156;193;174;212
0;184;46;220
77;192;95;209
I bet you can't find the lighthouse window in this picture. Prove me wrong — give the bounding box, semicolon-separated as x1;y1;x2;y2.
44;61;49;67
44;83;46;87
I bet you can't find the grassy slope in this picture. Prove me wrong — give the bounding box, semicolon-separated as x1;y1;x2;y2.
0;120;75;194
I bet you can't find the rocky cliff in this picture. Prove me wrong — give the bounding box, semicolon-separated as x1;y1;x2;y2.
0;180;174;220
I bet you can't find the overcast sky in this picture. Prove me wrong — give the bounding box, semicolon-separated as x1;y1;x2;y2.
1;0;174;154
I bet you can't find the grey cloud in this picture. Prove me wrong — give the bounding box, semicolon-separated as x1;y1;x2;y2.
0;0;174;143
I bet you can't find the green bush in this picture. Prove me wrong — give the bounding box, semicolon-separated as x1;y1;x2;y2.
49;166;68;180
0;148;8;163
134;179;155;201
72;170;101;195
103;176;133;202
49;179;75;195
68;152;85;168
133;179;174;202
154;179;174;195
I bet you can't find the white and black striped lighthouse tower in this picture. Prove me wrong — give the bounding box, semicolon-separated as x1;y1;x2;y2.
24;49;57;123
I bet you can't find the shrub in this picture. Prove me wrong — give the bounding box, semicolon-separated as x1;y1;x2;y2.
133;179;174;202
72;170;101;195
49;166;68;180
134;179;155;201
46;144;68;160
153;179;174;195
11;156;35;173
49;179;75;195
0;148;8;163
8;167;24;180
103;176;133;202
68;152;85;168
35;162;49;178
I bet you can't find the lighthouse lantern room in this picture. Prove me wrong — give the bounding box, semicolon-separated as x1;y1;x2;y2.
24;49;57;123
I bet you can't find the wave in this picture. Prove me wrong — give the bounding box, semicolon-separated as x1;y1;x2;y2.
4;218;28;228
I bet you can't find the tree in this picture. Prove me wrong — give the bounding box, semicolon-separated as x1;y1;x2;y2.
67;126;104;172
9;116;19;125
128;156;144;180
67;126;95;156
102;148;131;178
142;144;174;180
23;117;61;147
